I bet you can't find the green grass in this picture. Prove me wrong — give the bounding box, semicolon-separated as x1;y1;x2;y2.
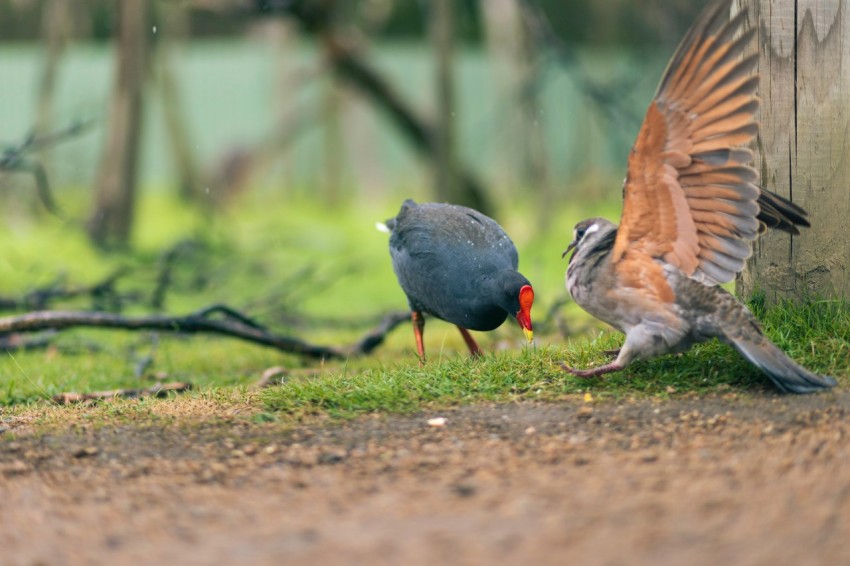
263;299;850;421
0;191;847;423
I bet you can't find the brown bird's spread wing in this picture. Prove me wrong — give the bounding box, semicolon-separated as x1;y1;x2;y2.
612;0;761;286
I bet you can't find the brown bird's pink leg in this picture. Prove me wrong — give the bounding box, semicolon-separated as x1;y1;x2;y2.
411;311;426;365
560;361;623;378
457;326;483;357
562;339;639;377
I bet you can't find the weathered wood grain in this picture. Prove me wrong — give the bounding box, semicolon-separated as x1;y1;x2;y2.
736;0;850;302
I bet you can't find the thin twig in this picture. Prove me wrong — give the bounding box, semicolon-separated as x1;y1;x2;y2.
516;0;642;129
0;268;131;313
0;119;93;215
192;304;268;330
347;310;410;355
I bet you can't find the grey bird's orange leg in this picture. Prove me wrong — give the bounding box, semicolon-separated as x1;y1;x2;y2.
457;326;483;357
412;311;426;365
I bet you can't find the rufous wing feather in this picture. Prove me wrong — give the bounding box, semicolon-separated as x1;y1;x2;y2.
613;0;764;286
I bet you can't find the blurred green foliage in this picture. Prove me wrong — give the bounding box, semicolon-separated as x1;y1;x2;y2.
0;190;617;405
3;190;846;411
0;41;665;200
0;0;703;45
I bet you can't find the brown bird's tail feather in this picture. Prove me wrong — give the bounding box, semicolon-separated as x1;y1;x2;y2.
694;285;838;394
756;185;810;235
724;328;836;394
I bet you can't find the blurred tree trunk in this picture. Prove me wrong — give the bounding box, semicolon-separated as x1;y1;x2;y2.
482;0;550;222
430;0;459;203
321;74;344;205
273;20;300;192
316;13;346;205
156;1;202;203
298;2;491;214
328;45;491;215
87;0;149;248
482;0;519;193
516;16;552;229
736;0;850;302
35;0;72;136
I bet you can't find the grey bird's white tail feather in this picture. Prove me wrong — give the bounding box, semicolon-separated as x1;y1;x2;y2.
726;335;837;394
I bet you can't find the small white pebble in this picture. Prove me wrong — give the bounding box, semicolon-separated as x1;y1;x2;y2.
427;417;447;427
525;426;536;435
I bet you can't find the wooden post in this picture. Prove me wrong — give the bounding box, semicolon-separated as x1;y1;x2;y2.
737;0;850;302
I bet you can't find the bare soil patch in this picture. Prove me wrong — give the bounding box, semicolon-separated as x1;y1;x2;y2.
3;392;850;565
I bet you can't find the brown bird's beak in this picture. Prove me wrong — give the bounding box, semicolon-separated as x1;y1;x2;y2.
561;240;577;259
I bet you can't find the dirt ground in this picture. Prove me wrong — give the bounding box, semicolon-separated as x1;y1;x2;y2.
3;391;850;565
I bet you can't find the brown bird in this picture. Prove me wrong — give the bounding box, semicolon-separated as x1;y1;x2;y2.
561;0;836;393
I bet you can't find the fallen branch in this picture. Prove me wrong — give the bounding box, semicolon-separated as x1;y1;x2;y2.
0;305;410;359
53;381;192;404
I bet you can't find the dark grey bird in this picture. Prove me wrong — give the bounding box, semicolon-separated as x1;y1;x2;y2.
384;199;534;363
560;0;836;394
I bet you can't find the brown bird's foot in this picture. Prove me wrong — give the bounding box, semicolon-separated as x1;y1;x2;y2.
560;361;623;378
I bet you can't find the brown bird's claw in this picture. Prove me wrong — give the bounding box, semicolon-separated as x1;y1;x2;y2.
560;362;596;377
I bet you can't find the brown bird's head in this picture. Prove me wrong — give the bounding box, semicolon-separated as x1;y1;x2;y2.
562;218;618;262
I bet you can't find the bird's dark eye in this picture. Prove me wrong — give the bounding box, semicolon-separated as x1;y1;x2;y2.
575;226;586;241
